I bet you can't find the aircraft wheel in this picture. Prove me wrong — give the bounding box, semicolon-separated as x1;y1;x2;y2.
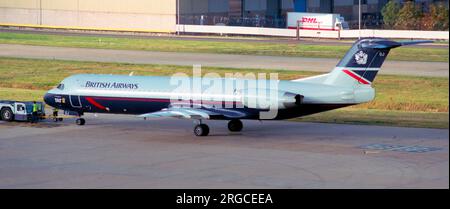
228;119;243;132
194;124;209;136
76;118;85;126
1;108;14;121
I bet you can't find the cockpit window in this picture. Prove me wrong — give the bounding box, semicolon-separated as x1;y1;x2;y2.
57;84;65;90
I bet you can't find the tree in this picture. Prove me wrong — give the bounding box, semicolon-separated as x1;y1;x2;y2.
428;3;449;31
395;1;423;30
381;0;401;29
420;5;435;30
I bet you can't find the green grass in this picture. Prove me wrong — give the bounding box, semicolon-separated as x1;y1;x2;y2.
0;57;447;112
292;109;449;129
0;57;447;129
0;32;448;62
0;87;47;102
0;57;319;89
357;75;449;112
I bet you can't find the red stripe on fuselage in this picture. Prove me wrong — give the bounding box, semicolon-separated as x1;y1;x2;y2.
85;97;107;110
342;69;370;85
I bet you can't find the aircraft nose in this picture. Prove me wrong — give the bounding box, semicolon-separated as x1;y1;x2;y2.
43;93;54;106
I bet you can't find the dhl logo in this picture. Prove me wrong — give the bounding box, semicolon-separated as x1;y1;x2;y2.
301;17;318;23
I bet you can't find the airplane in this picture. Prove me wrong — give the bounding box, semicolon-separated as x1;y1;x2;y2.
44;38;431;136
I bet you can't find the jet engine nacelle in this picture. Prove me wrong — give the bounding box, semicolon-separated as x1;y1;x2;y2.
240;89;303;110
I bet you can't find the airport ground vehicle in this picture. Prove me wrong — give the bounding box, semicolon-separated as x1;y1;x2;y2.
287;12;349;30
0;100;45;122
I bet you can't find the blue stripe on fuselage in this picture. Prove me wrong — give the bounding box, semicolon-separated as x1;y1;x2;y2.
352;70;379;82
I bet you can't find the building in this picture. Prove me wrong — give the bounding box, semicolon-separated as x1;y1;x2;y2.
180;0;449;28
0;0;448;32
0;0;177;32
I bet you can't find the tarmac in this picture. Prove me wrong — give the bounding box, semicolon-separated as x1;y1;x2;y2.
0;34;448;189
0;114;448;188
0;44;448;77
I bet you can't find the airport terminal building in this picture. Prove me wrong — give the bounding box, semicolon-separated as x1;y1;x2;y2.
0;0;448;32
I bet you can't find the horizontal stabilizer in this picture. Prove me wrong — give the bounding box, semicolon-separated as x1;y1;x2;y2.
399;40;434;46
358;39;433;49
295;38;434;87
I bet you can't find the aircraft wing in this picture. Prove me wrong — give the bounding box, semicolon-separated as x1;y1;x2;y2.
138;106;253;120
138;108;219;120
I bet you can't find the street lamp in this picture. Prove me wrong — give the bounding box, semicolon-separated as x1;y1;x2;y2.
177;0;180;35
358;0;361;39
39;0;42;25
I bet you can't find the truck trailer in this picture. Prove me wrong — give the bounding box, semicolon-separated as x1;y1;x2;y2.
287;12;349;30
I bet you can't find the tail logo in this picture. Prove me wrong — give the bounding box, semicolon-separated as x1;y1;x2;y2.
355;51;368;65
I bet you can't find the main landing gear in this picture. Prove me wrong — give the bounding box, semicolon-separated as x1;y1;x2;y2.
193;119;244;137
228;119;243;132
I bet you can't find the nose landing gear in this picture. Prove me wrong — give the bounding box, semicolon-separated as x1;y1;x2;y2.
76;118;85;126
75;112;85;126
194;124;209;136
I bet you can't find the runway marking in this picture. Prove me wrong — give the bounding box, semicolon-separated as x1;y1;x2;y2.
360;144;443;153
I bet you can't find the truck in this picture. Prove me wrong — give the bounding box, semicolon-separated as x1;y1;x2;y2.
0;100;46;122
287;12;349;31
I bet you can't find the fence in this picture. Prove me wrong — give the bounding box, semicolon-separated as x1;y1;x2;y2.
180;15;286;28
176;24;449;40
179;15;385;29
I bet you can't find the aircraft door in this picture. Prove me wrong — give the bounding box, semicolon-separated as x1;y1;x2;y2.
69;95;82;108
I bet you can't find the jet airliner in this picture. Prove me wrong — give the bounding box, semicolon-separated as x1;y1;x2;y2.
44;39;430;136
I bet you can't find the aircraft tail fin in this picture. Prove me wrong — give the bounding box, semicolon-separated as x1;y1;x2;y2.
321;39;431;87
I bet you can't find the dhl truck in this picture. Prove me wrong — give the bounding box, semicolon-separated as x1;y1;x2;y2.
287;12;349;30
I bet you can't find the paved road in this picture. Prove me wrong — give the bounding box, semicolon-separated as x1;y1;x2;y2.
0;114;448;188
0;44;448;77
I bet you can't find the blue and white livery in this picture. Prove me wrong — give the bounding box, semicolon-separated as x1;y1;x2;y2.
44;39;431;136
